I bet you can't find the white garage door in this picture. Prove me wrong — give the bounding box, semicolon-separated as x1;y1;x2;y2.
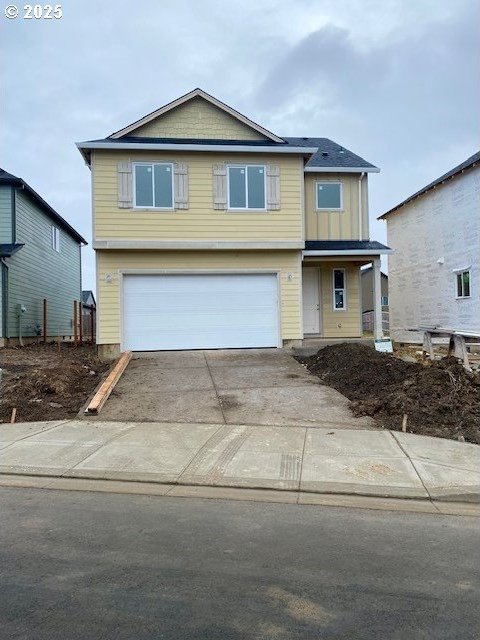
122;273;279;351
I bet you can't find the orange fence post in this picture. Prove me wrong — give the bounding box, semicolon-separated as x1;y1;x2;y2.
79;301;83;345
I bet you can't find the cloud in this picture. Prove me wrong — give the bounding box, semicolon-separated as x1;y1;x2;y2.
1;0;479;286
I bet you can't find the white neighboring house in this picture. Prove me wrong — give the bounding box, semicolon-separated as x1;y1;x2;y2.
379;151;480;342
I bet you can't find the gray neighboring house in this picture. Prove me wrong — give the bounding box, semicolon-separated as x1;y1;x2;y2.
361;266;389;312
379;151;479;342
0;168;87;345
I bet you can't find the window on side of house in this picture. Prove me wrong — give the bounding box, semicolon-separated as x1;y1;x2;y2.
133;162;173;209
333;268;346;310
51;226;60;252
316;182;343;210
381;295;389;306
456;270;471;298
227;165;266;210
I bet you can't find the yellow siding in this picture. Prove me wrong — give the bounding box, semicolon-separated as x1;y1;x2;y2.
304;173;368;240
133;97;268;140
92;151;303;242
97;250;301;345
316;262;362;338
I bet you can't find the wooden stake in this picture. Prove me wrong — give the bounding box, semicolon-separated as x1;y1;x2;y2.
78;301;83;346
43;298;47;344
10;407;17;424
401;414;408;432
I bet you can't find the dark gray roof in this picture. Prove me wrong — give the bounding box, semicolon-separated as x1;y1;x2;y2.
379;151;480;219
0;243;24;257
283;138;378;171
78;137;378;172
305;240;391;252
0;169;87;245
82;290;96;306
90;136;277;147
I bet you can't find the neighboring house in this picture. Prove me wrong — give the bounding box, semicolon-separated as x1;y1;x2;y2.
361;266;389;312
361;266;389;333
77;88;390;356
0;168;86;346
82;289;96;310
379;151;479;342
82;289;96;342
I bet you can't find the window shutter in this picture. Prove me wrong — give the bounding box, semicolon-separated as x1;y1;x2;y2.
266;165;280;210
174;162;189;210
213;164;227;210
117;162;133;209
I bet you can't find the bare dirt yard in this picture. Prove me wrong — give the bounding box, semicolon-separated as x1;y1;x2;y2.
298;343;480;444
0;344;111;423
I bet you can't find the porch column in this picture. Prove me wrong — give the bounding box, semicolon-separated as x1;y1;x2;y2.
373;257;383;340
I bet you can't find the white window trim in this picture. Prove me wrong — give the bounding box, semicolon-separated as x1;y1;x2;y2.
455;269;471;299
227;164;267;212
316;181;343;211
51;225;60;252
332;268;347;311
133;162;174;210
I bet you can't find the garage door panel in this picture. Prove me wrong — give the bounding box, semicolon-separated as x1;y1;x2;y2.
123;274;279;351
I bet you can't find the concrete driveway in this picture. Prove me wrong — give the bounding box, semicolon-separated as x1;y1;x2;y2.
95;349;374;429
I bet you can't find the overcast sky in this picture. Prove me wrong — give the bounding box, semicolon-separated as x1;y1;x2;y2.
2;0;479;289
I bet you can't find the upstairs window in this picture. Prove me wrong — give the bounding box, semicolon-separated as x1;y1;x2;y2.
456;269;471;298
134;163;173;209
51;226;60;252
316;181;342;210
228;165;266;210
333;268;346;310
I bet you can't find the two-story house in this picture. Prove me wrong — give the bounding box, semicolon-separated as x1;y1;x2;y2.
0;168;86;346
379;151;479;342
77;89;390;356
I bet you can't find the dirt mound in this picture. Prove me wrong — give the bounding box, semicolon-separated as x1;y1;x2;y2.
298;343;480;443
0;344;111;422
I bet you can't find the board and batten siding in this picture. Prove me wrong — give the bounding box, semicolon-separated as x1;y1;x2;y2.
304;173;368;241
96;250;301;346
92;151;303;242
307;262;362;338
6;189;81;337
0;186;13;243
132;97;269;141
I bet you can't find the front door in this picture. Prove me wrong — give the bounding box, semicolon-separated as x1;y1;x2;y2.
302;268;321;335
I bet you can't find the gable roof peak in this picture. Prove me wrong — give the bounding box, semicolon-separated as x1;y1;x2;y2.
109;88;285;143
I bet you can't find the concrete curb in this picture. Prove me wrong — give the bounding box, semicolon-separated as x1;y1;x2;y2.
1;472;479;517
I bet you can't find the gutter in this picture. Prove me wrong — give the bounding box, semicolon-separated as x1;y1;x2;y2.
358;171;365;241
304;166;380;173
303;249;393;257
77;141;317;154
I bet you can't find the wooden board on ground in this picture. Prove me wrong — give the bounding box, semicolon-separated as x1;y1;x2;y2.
85;351;133;414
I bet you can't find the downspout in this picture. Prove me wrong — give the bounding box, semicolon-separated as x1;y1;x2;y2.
1;258;8;342
358;172;365;241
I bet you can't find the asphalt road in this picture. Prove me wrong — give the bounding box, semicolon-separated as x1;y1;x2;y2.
0;487;479;640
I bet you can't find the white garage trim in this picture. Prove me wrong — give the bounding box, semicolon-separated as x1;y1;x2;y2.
120;270;282;351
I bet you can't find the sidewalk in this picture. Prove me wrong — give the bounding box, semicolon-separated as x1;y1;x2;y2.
1;419;479;503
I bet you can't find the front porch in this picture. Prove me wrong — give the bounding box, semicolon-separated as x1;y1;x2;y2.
301;240;392;342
